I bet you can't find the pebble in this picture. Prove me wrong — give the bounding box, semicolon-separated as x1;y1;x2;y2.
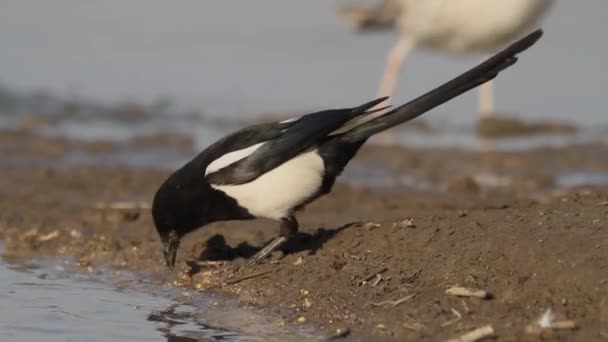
293;257;303;266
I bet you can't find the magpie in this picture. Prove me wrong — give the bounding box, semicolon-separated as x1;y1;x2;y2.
153;29;543;269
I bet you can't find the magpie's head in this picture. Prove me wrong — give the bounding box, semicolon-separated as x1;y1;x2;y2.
152;171;211;270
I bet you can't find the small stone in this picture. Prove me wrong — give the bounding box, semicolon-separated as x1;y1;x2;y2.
457;210;468;217
303;298;312;309
393;218;415;229
293;257;303;266
364;222;381;230
297;316;306;323
300;289;309;296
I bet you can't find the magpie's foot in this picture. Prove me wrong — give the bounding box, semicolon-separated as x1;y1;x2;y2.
248;236;287;264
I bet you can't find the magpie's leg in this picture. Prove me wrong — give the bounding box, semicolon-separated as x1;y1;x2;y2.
249;216;298;264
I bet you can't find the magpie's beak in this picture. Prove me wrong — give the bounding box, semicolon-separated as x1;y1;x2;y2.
162;231;180;270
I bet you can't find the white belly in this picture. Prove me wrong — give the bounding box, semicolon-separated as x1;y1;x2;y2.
399;0;554;52
212;151;325;220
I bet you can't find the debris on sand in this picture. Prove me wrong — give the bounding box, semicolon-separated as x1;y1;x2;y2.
293;256;304;266
225;270;275;285
359;265;389;286
525;308;578;336
538;308;554;328
363;222;381;230
445;325;494;342
38;230;61;241
441;308;463;327
445;286;491;299
370;293;415;308
392;218;415;229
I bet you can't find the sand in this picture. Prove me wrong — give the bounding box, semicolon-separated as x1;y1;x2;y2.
1;128;607;341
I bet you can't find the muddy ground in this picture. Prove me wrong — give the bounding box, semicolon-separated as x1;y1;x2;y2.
1;128;608;341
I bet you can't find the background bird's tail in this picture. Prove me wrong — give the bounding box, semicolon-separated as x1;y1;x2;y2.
344;29;544;142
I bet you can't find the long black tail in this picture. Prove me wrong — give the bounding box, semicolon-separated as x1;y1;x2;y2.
344;29;544;142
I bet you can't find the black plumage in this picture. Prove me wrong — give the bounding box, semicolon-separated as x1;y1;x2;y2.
153;29;543;269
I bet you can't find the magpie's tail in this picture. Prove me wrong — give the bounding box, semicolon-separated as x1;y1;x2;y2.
344;29;544;142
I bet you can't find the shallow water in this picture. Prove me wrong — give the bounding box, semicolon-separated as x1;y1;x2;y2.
0;254;321;342
1;1;608;128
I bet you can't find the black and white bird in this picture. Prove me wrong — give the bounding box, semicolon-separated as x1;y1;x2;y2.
152;30;542;269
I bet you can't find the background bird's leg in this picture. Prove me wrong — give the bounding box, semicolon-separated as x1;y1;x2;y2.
478;78;495;119
376;36;414;110
373;37;413;144
249;216;298;264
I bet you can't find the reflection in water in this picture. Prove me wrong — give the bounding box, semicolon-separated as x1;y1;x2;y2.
0;253;319;342
149;304;254;341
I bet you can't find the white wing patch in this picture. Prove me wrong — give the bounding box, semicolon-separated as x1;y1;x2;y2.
212;150;325;220
280;117;298;124
205;142;266;176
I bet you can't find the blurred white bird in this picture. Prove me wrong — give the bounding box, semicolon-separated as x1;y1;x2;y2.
339;0;555;118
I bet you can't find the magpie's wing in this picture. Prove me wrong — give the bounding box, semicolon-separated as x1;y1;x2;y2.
205;97;387;185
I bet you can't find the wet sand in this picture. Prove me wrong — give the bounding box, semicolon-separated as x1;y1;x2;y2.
1;128;608;341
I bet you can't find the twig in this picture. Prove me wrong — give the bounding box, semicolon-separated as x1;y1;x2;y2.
441;308;463;327
225;270;274;285
461;299;470;314
445;325;494;342
552;320;577;330
371;293;415;308
370;274;383;286
446;286;491;299
402;322;426;331
525;320;578;335
360;265;388;285
92;201;151;210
